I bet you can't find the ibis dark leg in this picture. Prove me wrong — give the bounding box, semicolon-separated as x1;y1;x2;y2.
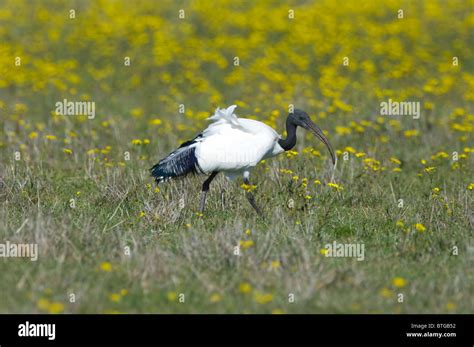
199;172;218;213
244;176;264;217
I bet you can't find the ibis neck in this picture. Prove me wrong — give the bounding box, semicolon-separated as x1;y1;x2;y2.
278;119;297;151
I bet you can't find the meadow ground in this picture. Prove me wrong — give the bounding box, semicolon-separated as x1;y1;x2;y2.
0;0;473;313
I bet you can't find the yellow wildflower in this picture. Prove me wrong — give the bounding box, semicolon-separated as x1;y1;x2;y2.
344;146;356;153
379;287;394;298
392;277;407;288
446;302;456;311
396;220;405;228
271;309;284;314
37;298;50;311
149;119;162;125
240;183;257;192
209;294;222;303
414;223;426;232
271;260;281;269
327;182;344;191
335;126;351;135
100;262;113;272
109;293;121;302
254;292;273;304
239;240;254;249
48;302;65;314
404;129;419;138
424;166;436;173
166;291;177;301
239;283;252;294
390;157;401;165
130;108;143;118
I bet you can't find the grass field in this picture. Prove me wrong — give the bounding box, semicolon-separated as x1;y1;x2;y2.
0;0;473;314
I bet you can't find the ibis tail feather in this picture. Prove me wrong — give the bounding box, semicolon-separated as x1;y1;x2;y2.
151;142;203;183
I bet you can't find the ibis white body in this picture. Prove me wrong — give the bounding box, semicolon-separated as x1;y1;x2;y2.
151;105;285;182
195;107;284;179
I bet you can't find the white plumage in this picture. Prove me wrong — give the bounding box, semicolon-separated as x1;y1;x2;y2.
195;105;284;179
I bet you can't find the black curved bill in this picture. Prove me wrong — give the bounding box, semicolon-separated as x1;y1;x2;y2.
304;120;336;165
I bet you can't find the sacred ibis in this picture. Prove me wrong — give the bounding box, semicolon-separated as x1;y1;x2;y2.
151;105;336;216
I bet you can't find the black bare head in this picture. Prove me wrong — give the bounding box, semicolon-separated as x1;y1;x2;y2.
287;109;312;128
280;109;336;165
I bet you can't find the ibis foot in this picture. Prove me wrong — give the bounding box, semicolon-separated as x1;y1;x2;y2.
245;191;264;218
243;174;264;218
199;191;207;213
